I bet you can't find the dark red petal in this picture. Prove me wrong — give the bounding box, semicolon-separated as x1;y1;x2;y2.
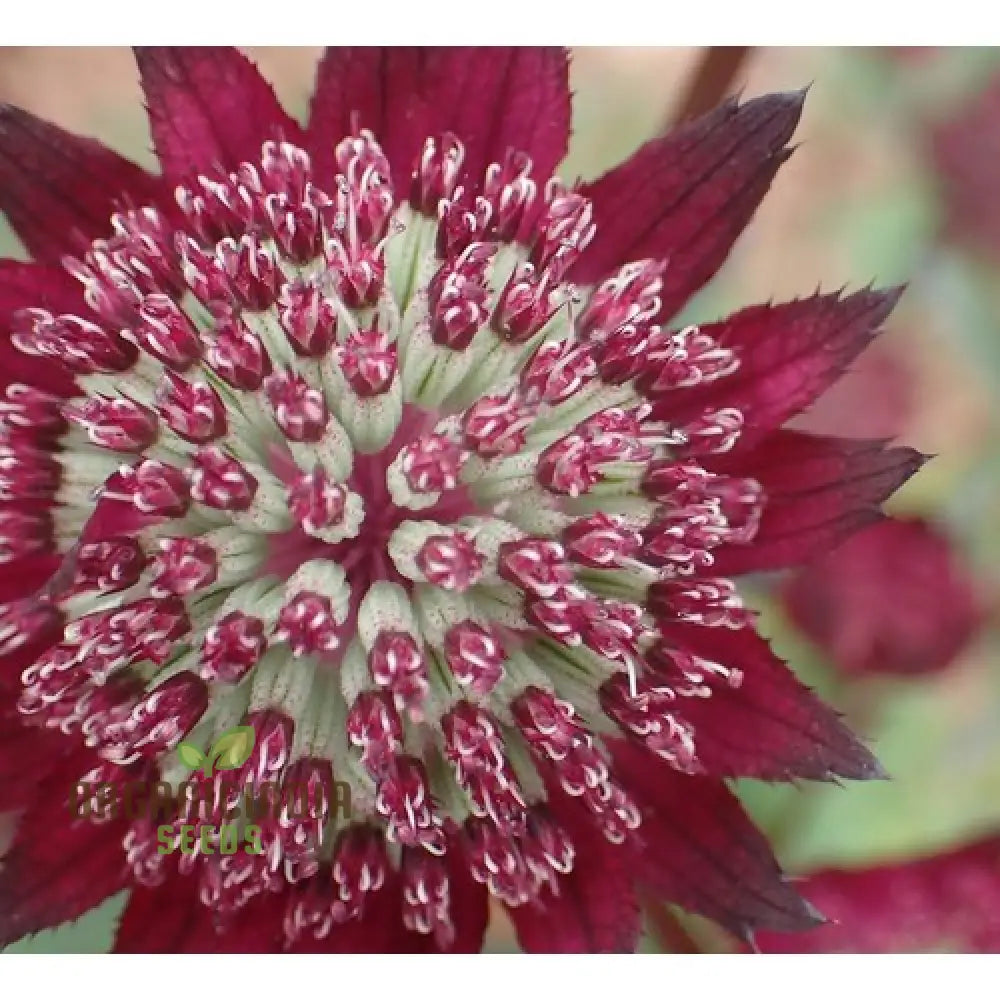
400;837;489;954
203;892;286;952
307;47;570;194
702;431;926;575
0;710;70;811
571;91;804;314
308;48;429;184
756;837;1000;953
0;632;60;694
416;48;570;193
0;554;62;693
652;287;904;443
510;793;641;953
0;554;61;607
440;856;490;954
134;47;303;180
612;742;819;939
0;260;82;394
658;622;882;781
115;865;286;953
0;260;87;322
0;756;129;946
288;870;408;954
783;517;982;677
114;861;198;952
0;104;164;263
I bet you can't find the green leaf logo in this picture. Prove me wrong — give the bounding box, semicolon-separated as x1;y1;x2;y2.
177;726;255;777
176;742;206;770
211;726;256;771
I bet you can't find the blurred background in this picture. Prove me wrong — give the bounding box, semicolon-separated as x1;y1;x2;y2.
1;46;999;953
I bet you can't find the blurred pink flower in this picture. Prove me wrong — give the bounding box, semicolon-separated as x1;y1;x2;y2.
930;71;1000;259
756;836;1000;952
792;342;914;440
783;517;981;676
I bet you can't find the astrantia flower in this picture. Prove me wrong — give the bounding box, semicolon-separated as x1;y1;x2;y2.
783;518;981;677
791;341;914;440
930;70;1000;260
756;836;1000;953
0;47;924;953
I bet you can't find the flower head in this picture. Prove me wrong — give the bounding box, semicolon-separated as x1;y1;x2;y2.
0;47;924;953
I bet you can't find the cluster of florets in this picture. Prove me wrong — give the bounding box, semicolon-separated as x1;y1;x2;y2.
1;123;761;948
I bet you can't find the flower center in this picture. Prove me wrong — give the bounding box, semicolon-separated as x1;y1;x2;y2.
1;127;762;945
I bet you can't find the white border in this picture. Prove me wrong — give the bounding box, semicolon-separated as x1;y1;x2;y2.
0;953;996;995
1;1;999;45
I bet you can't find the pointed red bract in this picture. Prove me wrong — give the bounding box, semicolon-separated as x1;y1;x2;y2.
658;623;882;781
0;262;82;393
439;855;491;955
702;431;926;575
286;871;408;954
0;104;164;262
116;863;286;953
757;837;1000;953
134;47;303;180
400;835;491;954
0;709;69;811
612;743;820;938
415;47;570;195
783;518;982;676
0;759;129;945
510;791;641;953
114;860;201;953
0;553;60;608
652;288;904;445
308;48;431;185
0;554;63;690
571;91;804;315
308;47;570;196
0;260;87;321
